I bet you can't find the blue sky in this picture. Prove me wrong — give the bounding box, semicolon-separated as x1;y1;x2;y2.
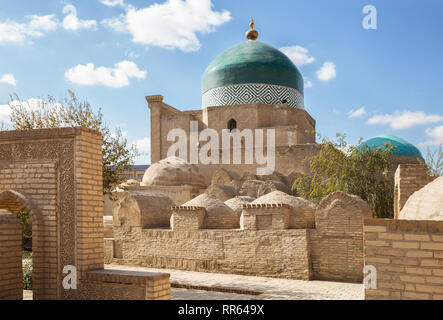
0;0;442;164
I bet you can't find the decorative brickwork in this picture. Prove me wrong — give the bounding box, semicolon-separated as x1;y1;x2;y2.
0;128;171;300
364;219;443;300
202;83;304;109
0;128;83;299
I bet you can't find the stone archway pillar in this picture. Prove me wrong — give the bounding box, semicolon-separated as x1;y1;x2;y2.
0;210;22;300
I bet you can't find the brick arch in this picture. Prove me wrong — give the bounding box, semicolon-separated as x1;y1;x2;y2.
0;190;44;237
0;128;166;301
0;190;39;219
0;128;104;299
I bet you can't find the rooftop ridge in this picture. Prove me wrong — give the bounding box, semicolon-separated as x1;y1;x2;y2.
242;203;290;209
171;206;205;211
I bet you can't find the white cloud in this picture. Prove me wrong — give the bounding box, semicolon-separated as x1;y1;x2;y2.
27;15;59;36
65;60;147;88
0;98;54;124
0;104;11;123
305;80;313;89
1;5;96;43
367;110;443;130
422;125;443;146
316;62;336;81
0;15;58;44
135;137;150;156
102;15;127;33
62;4;97;31
99;0;125;7
103;0;231;52
280;46;315;67
0;20;27;44
347;106;366;119
0;74;17;86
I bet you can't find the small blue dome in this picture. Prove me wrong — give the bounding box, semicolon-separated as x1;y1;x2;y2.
359;134;423;158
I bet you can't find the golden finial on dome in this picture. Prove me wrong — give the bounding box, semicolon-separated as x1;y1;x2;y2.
246;18;258;40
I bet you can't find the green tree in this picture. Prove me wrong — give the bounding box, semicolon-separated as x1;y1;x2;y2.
425;145;443;177
16;209;32;240
293;133;395;218
8;90;139;194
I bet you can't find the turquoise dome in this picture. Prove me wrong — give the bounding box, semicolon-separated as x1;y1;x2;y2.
202;41;304;94
359;135;423;158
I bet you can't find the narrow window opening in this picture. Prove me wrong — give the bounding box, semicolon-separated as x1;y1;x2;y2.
228;119;237;132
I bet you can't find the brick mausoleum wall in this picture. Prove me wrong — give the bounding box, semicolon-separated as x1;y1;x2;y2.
309;229;365;282
111;227;312;280
394;164;435;218
0;211;22;300
107;192;374;282
364;219;443;300
309;192;372;283
129;185;201;206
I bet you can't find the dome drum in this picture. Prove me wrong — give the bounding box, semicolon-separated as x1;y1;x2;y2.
202;83;304;108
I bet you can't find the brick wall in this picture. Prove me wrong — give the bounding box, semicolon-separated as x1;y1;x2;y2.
0;210;22;300
107;191;373;282
111;227;312;280
394;164;435;218
241;204;290;230
309;192;372;282
76;269;170;300
0;127;171;300
364;219;443;300
74;128;104;272
129;185;201;206
0;162;58;299
171;206;205;231
0;127;102;299
309;229;365;282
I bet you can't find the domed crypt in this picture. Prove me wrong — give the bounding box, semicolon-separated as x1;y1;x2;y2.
359;134;425;169
146;20;319;184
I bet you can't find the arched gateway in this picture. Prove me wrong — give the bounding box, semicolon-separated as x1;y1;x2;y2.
0;127;170;300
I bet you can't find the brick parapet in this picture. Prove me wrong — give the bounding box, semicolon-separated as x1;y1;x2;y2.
364;218;443;300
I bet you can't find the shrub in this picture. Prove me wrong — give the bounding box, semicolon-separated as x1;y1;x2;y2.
293;133;395;218
22;252;32;290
